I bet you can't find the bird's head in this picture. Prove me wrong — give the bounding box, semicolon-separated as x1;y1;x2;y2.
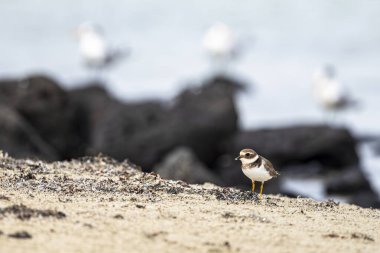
313;64;336;82
323;64;336;79
235;149;259;164
202;22;236;57
74;22;103;40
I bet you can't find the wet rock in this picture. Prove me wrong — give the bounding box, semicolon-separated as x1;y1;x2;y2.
225;125;359;171
1;75;242;166
91;75;243;169
67;84;115;153
0;78;20;105
0;75;87;159
350;191;380;209
15;75;87;159
374;139;380;156
155;147;222;184
170;75;242;166
325;167;379;208
0;105;58;160
326;167;372;194
91;99;168;167
69;84;173;167
216;125;358;194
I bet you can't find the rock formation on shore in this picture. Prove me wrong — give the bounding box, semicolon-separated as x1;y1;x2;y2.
0;74;378;208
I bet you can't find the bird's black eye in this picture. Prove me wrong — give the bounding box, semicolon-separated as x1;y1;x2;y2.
245;153;250;157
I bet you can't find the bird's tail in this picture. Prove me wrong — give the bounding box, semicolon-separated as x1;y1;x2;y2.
343;96;361;111
106;46;131;66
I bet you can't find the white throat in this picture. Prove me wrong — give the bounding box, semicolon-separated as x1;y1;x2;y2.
240;155;259;165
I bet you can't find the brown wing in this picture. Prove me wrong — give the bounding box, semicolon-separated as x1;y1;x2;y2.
261;156;280;177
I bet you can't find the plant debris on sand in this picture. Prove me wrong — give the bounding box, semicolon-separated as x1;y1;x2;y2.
0;204;66;220
0;153;379;253
0;153;257;203
7;231;32;239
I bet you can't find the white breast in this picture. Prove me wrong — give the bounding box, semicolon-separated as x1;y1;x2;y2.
202;22;235;58
79;32;108;64
242;165;272;182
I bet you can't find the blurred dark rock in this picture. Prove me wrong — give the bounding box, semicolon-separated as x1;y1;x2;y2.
374;139;380;156
326;167;372;194
3;75;378;208
91;100;168;168
0;79;17;104
216;125;359;195
0;75;87;159
155;147;222;184
68;84;114;118
90;75;243;169
1;75;243;167
171;76;242;166
0;105;58;160
67;84;115;153
224;125;359;171
350;191;380;208
326;167;380;208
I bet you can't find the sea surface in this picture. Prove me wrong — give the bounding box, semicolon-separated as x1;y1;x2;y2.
0;0;379;197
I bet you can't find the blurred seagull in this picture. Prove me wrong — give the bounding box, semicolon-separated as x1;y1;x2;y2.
75;22;128;74
202;22;242;74
313;65;357;120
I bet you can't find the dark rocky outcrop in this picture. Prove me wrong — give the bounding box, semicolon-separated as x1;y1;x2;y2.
374;139;380;156
219;126;379;208
215;125;361;196
0;75;87;159
1;74;378;208
170;76;242;166
90;100;169;168
325;167;380;208
0;105;58;160
216;125;359;188
326;167;372;194
155;147;222;185
0;75;242;167
224;125;359;171
350;191;380;208
67;84;116;154
88;76;242;169
326;167;380;208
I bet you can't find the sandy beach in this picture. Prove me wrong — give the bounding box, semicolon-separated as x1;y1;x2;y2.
0;153;379;253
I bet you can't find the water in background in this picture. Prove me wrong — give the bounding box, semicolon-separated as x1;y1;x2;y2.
1;0;380;195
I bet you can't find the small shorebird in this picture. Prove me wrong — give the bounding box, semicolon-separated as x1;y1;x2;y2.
75;22;128;74
313;65;357;120
202;22;240;73
235;149;279;199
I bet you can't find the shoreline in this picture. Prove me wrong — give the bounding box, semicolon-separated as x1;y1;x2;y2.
1;154;379;252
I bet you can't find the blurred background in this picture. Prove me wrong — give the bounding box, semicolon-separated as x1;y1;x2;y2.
0;0;379;208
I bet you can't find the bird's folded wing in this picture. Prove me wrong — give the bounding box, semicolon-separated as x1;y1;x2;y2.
263;157;280;177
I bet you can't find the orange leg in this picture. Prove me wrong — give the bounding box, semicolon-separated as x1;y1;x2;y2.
259;182;264;199
251;179;255;192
